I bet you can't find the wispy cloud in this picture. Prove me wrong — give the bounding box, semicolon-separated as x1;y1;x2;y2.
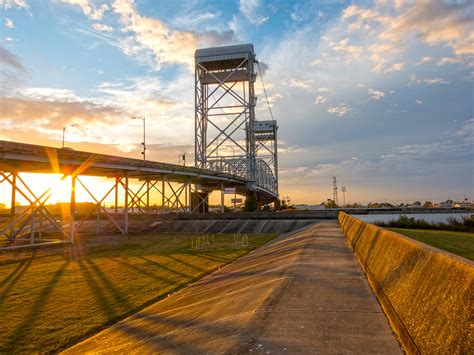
287;79;314;90
56;0;109;20
417;56;432;65
239;0;268;25
327;104;350;117
92;23;114;32
315;95;327;105
368;88;385;100
0;0;29;9
0;46;27;94
4;18;14;28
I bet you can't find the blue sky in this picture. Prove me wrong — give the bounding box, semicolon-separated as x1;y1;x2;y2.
1;0;473;204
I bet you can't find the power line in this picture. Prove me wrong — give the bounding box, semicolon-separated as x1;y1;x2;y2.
257;61;275;121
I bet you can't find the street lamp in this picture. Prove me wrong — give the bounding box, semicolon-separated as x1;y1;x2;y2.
62;124;76;148
179;153;186;166
131;116;146;161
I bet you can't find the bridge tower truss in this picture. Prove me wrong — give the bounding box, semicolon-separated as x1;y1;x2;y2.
194;44;278;201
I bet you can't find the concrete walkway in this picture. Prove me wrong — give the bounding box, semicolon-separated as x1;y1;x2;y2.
65;221;401;354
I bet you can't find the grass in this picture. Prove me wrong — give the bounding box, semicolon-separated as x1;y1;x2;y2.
0;232;277;353
388;228;474;261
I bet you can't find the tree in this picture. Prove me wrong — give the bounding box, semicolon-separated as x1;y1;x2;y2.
423;201;433;208
324;199;337;208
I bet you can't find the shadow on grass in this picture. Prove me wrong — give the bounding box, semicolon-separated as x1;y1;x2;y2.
3;261;69;351
0;253;36;303
76;258;118;319
85;259;134;310
110;258;177;285
137;255;200;279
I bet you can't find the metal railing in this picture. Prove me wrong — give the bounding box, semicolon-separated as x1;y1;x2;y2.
205;158;277;197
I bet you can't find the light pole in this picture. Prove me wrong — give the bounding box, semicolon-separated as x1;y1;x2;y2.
342;186;347;206
179;153;186;166
131;116;146;160
62;124;75;148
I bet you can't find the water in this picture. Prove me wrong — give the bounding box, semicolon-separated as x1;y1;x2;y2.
352;213;472;224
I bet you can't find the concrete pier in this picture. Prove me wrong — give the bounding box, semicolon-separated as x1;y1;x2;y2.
66;221;401;353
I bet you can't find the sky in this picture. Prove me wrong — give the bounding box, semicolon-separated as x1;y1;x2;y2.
0;0;473;205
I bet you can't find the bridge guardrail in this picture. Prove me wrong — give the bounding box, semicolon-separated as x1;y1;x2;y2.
206;158;277;197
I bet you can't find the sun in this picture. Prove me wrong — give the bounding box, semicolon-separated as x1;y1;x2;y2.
0;173;119;206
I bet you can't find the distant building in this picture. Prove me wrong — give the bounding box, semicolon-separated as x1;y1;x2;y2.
453;201;473;209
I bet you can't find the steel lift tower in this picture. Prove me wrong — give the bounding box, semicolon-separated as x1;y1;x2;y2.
195;44;278;206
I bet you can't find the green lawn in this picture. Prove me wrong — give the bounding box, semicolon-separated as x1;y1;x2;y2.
388;228;474;261
0;232;277;353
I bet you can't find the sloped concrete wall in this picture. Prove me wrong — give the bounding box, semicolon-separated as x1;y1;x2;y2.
338;212;473;354
152;219;317;234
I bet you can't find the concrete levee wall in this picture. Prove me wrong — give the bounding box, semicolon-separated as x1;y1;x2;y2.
338;212;473;354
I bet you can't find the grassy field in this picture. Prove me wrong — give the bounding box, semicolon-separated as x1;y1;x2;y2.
388;228;474;261
0;232;277;353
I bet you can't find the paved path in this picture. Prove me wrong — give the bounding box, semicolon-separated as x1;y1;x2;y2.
66;221;401;354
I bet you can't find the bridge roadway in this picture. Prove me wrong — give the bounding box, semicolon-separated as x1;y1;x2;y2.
0;140;277;203
65;221;401;354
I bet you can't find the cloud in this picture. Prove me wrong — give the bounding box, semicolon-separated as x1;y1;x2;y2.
0;46;27;94
424;78;449;85
315;95;327;105
456;118;474;141
110;0;235;70
416;99;423;104
368;88;385;100
327;104;350;117
0;0;28;9
417;56;432;65
172;11;219;30
288;79;314;90
330;38;363;56
92;23;114;32
21;87;80;102
55;0;108;20
239;0;269;25
0;46;24;71
379;1;474;55
0;96;122;139
4;18;13;28
437;57;462;66
384;62;405;73
409;74;449;85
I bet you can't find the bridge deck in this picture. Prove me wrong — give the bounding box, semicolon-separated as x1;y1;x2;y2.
66;221;401;353
0;140;246;191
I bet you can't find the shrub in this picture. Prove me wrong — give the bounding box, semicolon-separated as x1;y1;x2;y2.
374;214;474;232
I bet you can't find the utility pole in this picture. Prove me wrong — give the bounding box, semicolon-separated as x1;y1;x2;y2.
341;186;346;206
332;176;338;205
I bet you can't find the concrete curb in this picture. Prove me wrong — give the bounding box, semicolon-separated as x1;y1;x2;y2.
338;212;473;354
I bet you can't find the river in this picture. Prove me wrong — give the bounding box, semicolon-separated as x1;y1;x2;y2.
352;213;473;224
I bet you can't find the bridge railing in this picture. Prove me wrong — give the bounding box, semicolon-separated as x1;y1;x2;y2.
205;158;277;197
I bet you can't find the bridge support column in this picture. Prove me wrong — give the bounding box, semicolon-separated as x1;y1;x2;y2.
10;172;16;239
220;182;224;213
70;176;76;243
244;190;260;212
124;173;129;234
114;177;119;214
0;172;69;246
